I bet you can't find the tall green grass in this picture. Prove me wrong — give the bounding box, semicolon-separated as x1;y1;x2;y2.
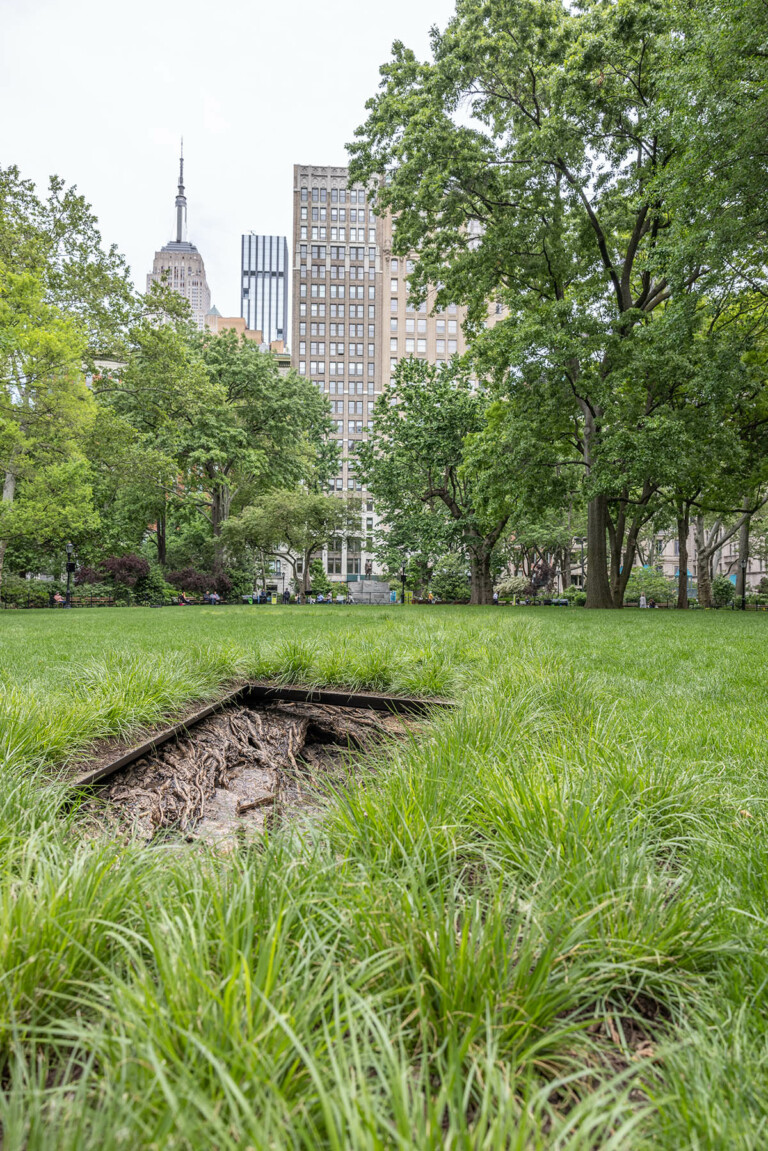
0;606;766;1145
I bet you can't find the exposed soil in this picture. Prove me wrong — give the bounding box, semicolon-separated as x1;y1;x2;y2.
81;702;418;848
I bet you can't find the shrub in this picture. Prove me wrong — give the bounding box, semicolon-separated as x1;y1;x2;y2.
308;560;331;596
1;576;60;607
624;567;675;602
167;569;232;598
101;554;150;588
712;574;735;607
431;554;471;602
225;565;255;599
758;576;768;596
563;585;587;605
494;576;529;599
74;565;100;585
133;567;176;606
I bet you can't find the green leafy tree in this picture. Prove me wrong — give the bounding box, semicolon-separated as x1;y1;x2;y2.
494;576;528;600
357;359;513;604
711;574;736;608
624;567;676;604
431;553;471;603
0;165;134;360
222;489;361;594
307;559;331;597
189;332;337;571
0;266;98;589
349;0;760;608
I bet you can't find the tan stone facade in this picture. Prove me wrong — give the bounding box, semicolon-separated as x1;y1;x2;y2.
147;243;211;331
291;165;384;583
290;165;477;586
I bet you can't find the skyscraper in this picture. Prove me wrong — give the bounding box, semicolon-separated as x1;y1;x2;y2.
290;163;471;586
147;147;212;329
291;164;385;583
240;235;288;346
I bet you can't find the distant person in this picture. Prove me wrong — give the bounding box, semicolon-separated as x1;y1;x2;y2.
179;591;192;605
317;593;324;603
428;591;434;604
336;592;345;604
649;597;656;609
493;590;499;605
640;594;647;609
53;592;65;607
282;588;290;603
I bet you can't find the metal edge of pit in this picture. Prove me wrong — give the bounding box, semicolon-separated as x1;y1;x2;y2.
68;683;454;790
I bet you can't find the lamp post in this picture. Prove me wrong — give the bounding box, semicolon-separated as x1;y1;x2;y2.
741;558;747;611
65;542;75;607
400;563;407;605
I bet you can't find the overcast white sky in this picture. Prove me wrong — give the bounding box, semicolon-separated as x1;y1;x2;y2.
1;0;456;317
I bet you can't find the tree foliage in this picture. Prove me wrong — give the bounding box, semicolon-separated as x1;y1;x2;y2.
357;358;513;604
350;0;768;607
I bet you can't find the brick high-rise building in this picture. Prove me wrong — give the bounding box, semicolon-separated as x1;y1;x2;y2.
147;147;212;330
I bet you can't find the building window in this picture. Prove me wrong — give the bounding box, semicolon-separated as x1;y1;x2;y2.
301;188;308;201
417;339;427;353
405;338;414;353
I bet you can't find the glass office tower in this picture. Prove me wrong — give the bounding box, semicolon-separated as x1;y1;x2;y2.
240;234;289;345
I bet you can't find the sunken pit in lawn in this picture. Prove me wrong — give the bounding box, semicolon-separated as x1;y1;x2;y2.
82;700;419;847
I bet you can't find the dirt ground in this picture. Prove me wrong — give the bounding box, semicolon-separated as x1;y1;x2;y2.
81;702;418;848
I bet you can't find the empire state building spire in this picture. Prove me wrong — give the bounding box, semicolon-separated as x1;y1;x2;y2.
175;139;186;243
147;141;212;330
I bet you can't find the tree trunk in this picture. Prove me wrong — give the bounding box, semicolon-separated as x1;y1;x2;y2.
302;548;314;595
736;502;751;600
676;511;690;609
560;546;572;590
469;547;493;605
0;469;18;596
695;516;713;608
211;486;232;573
586;493;615;608
155;512;167;566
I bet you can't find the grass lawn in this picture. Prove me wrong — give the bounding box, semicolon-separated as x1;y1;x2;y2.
1;604;767;1147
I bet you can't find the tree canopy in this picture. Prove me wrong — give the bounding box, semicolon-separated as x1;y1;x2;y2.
350;0;768;607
